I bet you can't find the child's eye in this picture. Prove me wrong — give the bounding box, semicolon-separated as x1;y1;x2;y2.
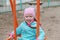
30;16;32;17
25;16;28;18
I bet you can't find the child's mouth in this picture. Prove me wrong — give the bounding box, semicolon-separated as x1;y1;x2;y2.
27;20;31;22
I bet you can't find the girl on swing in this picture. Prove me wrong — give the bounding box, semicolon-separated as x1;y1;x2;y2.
9;7;45;40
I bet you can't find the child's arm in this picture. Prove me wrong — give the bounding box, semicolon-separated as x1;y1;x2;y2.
37;27;45;40
8;23;23;39
16;24;22;35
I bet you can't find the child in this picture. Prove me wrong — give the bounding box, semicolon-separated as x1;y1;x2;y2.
9;7;45;40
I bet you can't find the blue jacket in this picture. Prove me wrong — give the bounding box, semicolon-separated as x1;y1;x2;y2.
16;21;45;40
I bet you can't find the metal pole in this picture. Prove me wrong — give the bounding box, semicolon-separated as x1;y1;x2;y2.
20;0;23;10
48;0;50;7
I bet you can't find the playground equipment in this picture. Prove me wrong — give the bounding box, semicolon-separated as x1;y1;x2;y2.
1;0;60;13
20;0;23;10
48;0;50;7
7;0;47;40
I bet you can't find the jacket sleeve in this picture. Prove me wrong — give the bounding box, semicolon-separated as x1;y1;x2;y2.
16;23;23;35
38;27;45;40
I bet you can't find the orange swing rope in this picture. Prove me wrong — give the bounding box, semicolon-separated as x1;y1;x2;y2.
10;0;18;40
36;0;47;40
36;0;40;39
7;0;18;40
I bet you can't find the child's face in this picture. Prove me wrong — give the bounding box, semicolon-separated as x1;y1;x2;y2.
24;13;34;24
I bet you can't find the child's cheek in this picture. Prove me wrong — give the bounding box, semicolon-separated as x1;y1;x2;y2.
24;17;29;23
30;17;34;22
24;17;27;20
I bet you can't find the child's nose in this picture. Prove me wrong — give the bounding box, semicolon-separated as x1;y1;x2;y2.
27;17;31;19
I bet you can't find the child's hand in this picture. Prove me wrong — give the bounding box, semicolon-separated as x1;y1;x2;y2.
8;31;14;39
9;33;14;39
7;35;13;40
36;38;40;40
